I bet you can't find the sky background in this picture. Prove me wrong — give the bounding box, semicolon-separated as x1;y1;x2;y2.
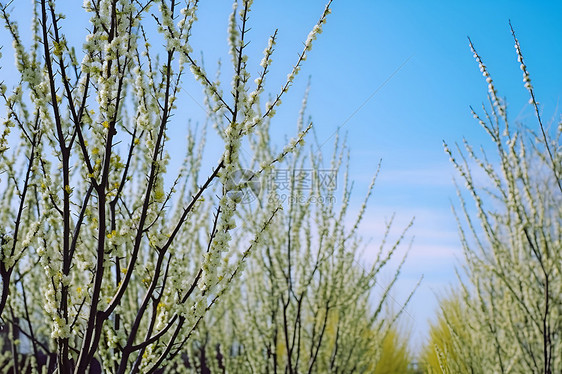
1;0;561;353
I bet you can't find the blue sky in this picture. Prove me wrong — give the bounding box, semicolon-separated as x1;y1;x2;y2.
1;0;561;352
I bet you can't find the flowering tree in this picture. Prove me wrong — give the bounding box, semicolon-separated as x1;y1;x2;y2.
425;27;562;374
181;90;417;373
0;0;332;372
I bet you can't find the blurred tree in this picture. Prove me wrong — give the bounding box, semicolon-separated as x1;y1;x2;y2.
426;27;562;374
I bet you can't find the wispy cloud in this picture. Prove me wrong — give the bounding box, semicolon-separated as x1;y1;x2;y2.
377;164;457;187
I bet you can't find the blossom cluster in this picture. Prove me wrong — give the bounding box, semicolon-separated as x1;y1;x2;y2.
469;39;505;119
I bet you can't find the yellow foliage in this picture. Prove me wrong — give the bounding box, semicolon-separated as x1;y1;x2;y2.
420;293;480;374
372;327;412;374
